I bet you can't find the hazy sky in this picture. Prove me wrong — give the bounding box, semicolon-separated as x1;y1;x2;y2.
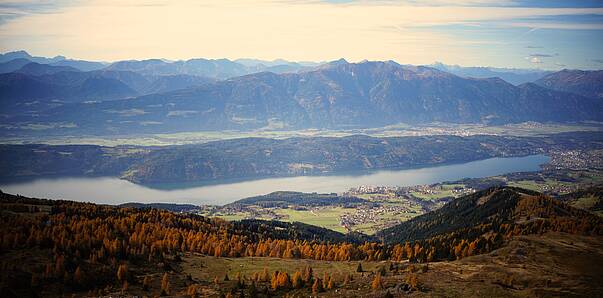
1;0;602;69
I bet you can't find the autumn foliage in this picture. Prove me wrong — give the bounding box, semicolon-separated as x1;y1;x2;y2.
1;189;602;295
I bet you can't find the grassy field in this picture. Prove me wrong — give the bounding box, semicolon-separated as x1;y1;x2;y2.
274;208;348;233
202;207;350;233
176;232;603;297
180;255;383;282
205;190;439;235
568;195;602;217
5;232;600;297
506;180;543;192
569;195;598;209
507;179;575;193
215;214;248;221
410;184;466;200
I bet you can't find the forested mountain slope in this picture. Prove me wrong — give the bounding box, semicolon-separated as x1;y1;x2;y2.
1;131;601;184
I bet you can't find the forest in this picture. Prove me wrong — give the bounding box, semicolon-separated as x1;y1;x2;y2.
1;186;601;297
2;131;601;184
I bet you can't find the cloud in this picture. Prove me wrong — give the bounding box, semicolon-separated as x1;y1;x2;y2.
507;22;603;30
529;53;554;57
394;0;518;6
555;62;567;67
167;110;199;117
0;0;602;68
526;56;544;64
524;53;556;65
593;59;603;64
0;0;72;24
525;45;543;48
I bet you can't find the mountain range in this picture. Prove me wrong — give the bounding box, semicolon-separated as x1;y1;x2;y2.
1;51;602;137
0;51;314;78
2;61;602;136
0;50;107;71
430;62;552;85
105;58;315;79
0;68;213;106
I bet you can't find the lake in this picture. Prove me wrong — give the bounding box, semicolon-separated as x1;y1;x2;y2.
0;154;549;205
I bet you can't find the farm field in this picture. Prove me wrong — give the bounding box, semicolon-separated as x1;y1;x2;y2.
274;208;349;233
2;122;600;147
193;169;603;237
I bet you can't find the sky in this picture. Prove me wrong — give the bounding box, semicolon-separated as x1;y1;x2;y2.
0;0;602;70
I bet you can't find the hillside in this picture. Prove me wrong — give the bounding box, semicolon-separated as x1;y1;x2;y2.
378;186;602;249
0;187;601;297
408;232;603;297
378;187;540;243
86;132;603;184
558;186;603;216
1;131;601;184
0;69;213;107
0;58;32;74
15;62;80;76
535;69;603;99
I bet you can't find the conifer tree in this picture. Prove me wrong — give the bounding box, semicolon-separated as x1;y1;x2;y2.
371;273;383;290
117;264;127;283
312;278;323;294
143;276;151;291
291;271;303;289
161;273;170;295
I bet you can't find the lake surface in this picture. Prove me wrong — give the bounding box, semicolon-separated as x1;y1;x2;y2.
0;155;549;205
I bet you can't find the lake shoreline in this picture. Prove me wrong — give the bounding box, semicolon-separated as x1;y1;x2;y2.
0;155;550;205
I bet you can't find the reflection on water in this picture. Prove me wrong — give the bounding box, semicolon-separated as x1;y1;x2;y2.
0;155;549;205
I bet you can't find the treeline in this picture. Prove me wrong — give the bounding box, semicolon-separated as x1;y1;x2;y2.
233;219;372;244
118;202;200;213
228;191;366;208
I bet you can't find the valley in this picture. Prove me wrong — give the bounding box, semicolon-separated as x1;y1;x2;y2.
2;121;600;147
195;167;603;235
2;1;603;296
2;60;602;138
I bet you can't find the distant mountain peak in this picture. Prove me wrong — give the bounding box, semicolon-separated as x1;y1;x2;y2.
429;62;551;85
534;69;603;99
5;50;31;57
327;58;349;66
0;50;66;64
